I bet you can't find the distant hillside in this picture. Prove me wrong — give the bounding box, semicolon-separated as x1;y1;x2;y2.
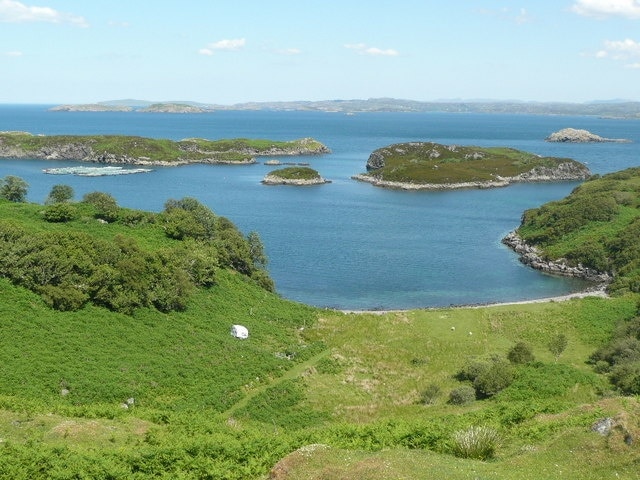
49;98;640;117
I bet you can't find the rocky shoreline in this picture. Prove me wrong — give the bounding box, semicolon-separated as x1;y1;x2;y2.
0;133;329;166
351;161;590;190
261;174;331;186
501;231;612;283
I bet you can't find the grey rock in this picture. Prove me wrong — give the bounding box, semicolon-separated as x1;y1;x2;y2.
546;128;630;143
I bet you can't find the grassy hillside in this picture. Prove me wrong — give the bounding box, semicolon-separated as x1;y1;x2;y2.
0;192;639;478
517;167;640;295
359;142;589;186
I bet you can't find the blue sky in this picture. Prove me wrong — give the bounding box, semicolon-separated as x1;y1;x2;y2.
1;0;639;104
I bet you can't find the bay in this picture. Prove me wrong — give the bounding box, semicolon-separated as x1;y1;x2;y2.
1;106;639;309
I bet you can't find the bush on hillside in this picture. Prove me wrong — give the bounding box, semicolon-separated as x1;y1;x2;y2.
507;341;535;364
590;316;640;394
83;191;119;222
42;203;78;223
448;386;476;406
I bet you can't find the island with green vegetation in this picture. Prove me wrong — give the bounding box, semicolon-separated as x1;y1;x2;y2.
262;166;331;185
0;174;639;479
352;142;591;190
0;132;330;165
504;167;640;295
137;103;210;113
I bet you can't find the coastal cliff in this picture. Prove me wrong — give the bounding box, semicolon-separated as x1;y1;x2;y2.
0;132;330;166
354;142;590;190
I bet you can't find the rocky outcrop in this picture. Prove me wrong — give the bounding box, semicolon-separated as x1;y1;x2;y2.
508;162;591;182
351;174;509;190
546;128;630;143
261;174;330;186
502;231;612;283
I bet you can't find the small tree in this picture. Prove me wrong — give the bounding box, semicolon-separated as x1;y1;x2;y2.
548;333;568;362
507;341;535;364
0;175;28;202
46;184;74;204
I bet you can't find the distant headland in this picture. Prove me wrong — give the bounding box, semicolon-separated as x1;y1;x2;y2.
47;98;640;118
352;142;591;190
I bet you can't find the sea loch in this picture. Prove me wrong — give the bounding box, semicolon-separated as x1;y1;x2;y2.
1;106;639;310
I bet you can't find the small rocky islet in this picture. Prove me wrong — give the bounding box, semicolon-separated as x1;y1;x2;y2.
545;127;631;143
262;166;330;186
352;141;591;190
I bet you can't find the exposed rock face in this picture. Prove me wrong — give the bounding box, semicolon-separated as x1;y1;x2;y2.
546;128;630;143
502;231;612;283
509;162;591;182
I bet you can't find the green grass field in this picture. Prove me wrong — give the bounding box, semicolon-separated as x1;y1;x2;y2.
0;189;639;478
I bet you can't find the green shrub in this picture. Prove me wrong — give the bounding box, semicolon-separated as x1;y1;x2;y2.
473;359;515;398
450;425;500;460
448;386;476;406
83;191;119;222
609;361;640;395
42;203;78;222
421;384;442;405
507;341;535;364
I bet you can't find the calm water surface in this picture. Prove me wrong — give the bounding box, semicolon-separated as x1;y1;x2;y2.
1;106;639;309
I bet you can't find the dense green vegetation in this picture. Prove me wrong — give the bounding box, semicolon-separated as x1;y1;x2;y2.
360;142;589;185
266;166;322;180
517;167;640;295
0;175;639;478
0;185;272;314
0;132;328;164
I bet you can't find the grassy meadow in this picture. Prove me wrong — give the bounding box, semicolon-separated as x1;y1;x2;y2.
0;188;639;478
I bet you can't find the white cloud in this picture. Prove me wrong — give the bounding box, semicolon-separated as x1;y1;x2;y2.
4;50;23;56
0;0;88;26
571;0;640;19
597;38;640;59
199;38;246;55
625;62;640;67
345;43;399;56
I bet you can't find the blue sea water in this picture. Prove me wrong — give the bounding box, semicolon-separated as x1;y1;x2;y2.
1;105;639;310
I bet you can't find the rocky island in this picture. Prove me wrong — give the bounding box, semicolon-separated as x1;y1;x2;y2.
0;132;330;166
546;128;630;143
137;103;210;113
262;166;330;185
49;104;133;112
352;142;590;190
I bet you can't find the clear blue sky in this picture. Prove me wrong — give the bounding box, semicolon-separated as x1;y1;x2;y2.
1;0;639;104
